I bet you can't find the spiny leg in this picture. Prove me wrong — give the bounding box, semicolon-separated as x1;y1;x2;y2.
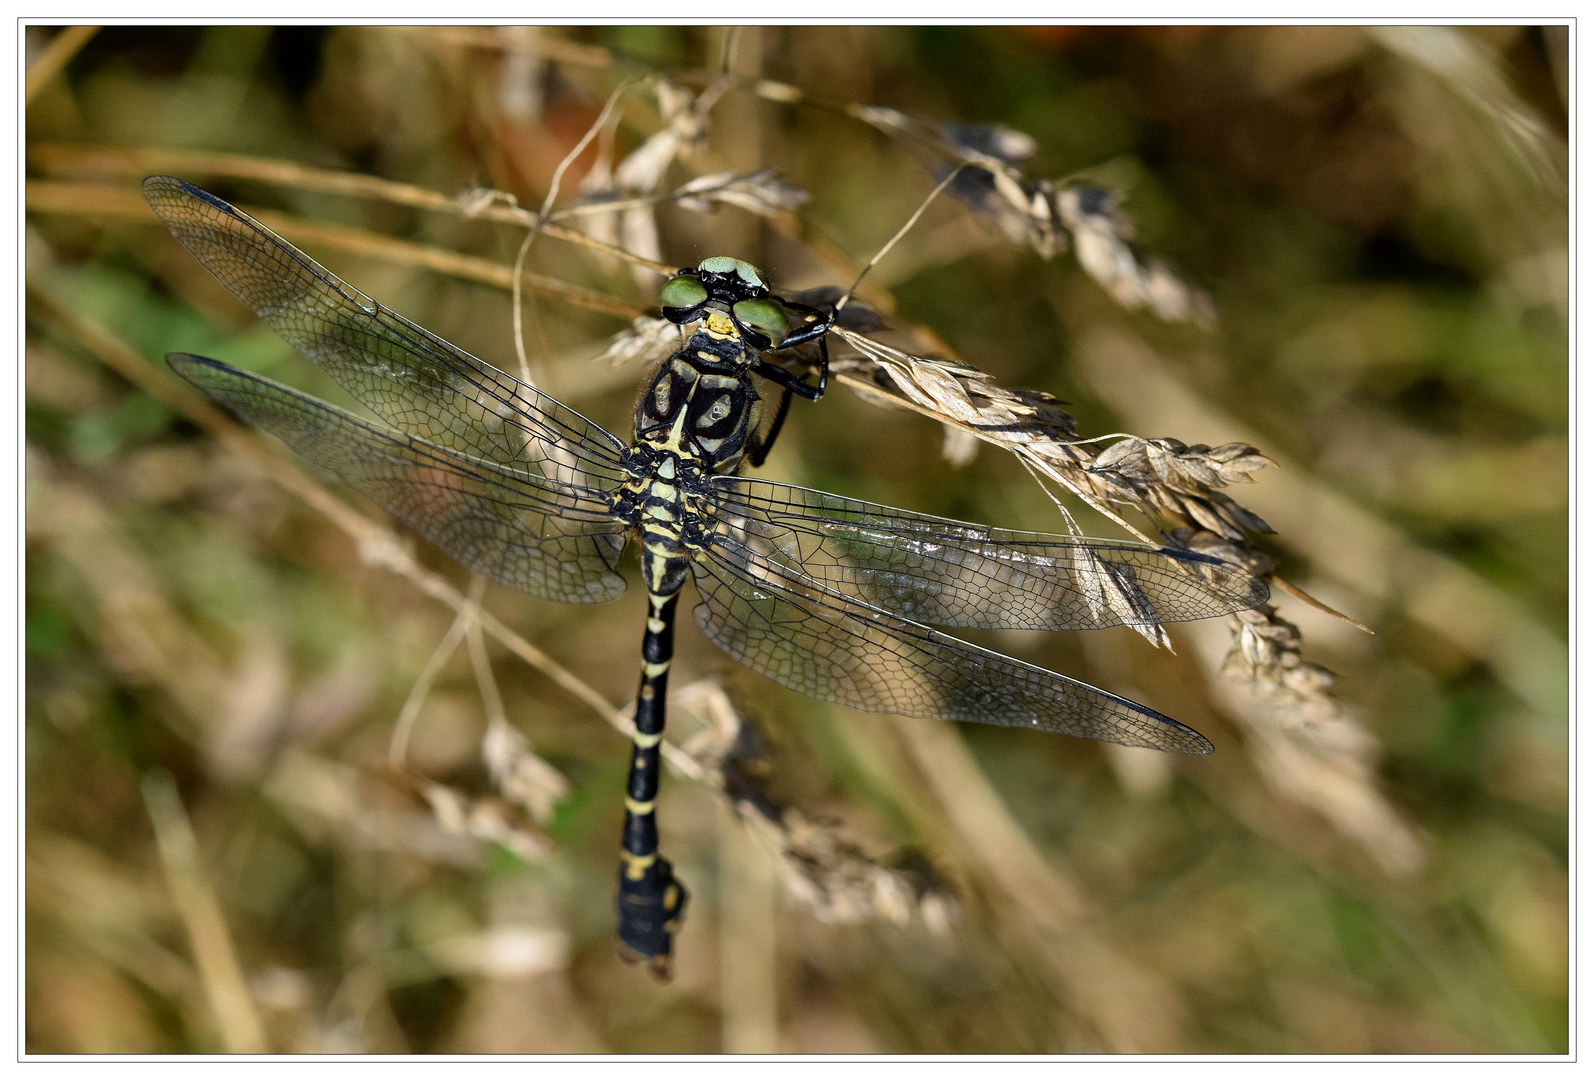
773;298;833;396
778;299;834;358
749;345;826;467
615;590;689;979
736;294;832;468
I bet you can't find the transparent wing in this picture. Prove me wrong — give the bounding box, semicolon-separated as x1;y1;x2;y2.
690;533;1212;754
143;175;627;492
708;476;1267;631
171;354;629;605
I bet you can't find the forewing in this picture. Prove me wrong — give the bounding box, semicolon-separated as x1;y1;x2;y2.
143;176;627;492
170;354;629;604
709;477;1266;631
690;534;1212;753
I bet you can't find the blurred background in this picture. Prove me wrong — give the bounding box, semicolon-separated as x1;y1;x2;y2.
24;25;1567;1054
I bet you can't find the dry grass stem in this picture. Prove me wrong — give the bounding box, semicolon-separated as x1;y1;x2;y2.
386;601;473;771
141;771;268;1053
466;577;571;825
837;162;972;311
558;168;806;223
262;751;479;868
674;681;959;934
383;574;568;847
1214;614;1426;876
1372;27;1567;193
896;716;1187;1052
718;801;780;1054
26;180;644;320
384;24;615;71
842;105;1215;324
513;79;640;381
25;25;99;105
28;146;677;274
28;836;198;1003
419;783;552;864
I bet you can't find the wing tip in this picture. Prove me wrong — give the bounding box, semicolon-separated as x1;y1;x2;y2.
1125;717;1213;756
164;351;227;379
1126;706;1213;756
140;173;180;197
1152;711;1214;755
141;174;238;220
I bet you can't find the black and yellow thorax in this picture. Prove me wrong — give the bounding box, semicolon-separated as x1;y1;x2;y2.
632;309;765;470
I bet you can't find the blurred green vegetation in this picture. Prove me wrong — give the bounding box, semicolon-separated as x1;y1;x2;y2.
25;25;1566;1054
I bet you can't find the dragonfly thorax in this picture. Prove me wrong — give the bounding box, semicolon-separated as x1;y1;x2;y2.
633;345;765;471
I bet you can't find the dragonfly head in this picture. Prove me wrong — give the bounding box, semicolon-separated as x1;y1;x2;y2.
659;257;791;349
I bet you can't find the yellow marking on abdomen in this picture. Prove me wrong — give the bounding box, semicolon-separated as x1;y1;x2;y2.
621;850;657;880
643;660;670;678
625;796;656;816
633;730;662;748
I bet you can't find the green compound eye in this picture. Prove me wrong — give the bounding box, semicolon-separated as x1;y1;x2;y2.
732;298;790;347
660;274;708;314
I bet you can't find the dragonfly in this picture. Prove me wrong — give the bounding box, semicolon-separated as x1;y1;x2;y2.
143;176;1268;977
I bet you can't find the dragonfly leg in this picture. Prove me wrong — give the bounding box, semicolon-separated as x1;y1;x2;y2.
772;299;832;397
777;305;831;397
747;386;794;468
779;300;832;343
747;298;831;468
616;591;689;979
749;354;824;466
